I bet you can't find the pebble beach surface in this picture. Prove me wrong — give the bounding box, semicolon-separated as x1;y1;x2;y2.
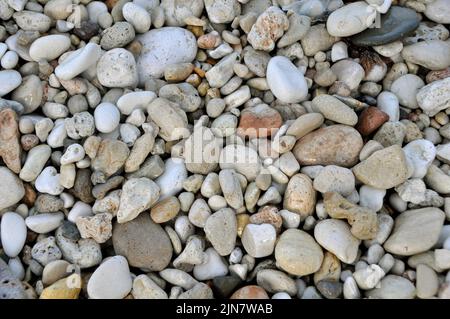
1;0;450;300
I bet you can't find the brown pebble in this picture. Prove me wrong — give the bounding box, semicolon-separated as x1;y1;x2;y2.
237;104;282;138
230;285;269;299
250;206;283;233
21;134;40;151
0;108;22;174
426;67;450;83
22;183;36;207
356;106;390;136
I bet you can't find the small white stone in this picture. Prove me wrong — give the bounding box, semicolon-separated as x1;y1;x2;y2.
403;139;436;179
8;257;25;281
391;74;424;109
68;201;93;223
241;223;277;258
25;212;64;234
123;2;151;33
55;43;102;81
331;41;348;62
353;264;385;290
0;212;27;258
35;166;64;196
117;91;156;115
377;91;400;122
60;143;85;165
1;51;19;69
156;158;188;201
359;185;386;212
193;247;228;281
87;256;132;299
94;102;121;133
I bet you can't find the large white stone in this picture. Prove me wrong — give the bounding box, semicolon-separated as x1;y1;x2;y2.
266;56;308;104
29;34;70;62
55;43;101;81
87;256;132;299
137;27;197;83
1;212;27;257
326;1;377;37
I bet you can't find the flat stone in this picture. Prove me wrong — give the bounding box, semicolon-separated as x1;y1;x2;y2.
352;145;409;189
112;213;173;271
384;208;445;256
293;125;363;167
351;6;420;46
237;104;282;138
275;229;323;276
365;275;415;299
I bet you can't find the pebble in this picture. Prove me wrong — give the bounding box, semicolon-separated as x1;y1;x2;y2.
417;77;450;117
247;6;289;52
403;139;436;179
55;43;101;81
242;223;277;258
314;219;361;264
132;275;168;299
416;264;439;298
313;165;355;196
29;35;71;62
230;285;269;299
366;275;415;299
401;40;450;71
31;236;62;266
294;125;363;167
40;274;81;299
312;95;358;126
122;2;151;33
204;0;240;24
283;173;316;219
256;269;297;296
266;56;308;103
204;208;237;256
193;248;228;281
275;229;324;276
0;70;22;97
1;212;27;258
327;2;377;37
391;74;424;109
424;0;450;24
384;208;445;256
351;6;420;46
137;27;197;82
94;102;120;134
112;213;173;271
87;256;132;299
352;145;409;189
97;48;138;88
25;212;64;234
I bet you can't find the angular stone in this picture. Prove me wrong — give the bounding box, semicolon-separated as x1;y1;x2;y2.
353;145;409;189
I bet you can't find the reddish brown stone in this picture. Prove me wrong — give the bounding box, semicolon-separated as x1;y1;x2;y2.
0;108;22;173
22;183;36;207
230;285;269;299
237;104;282;138
356;106;390;136
426;68;450;84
